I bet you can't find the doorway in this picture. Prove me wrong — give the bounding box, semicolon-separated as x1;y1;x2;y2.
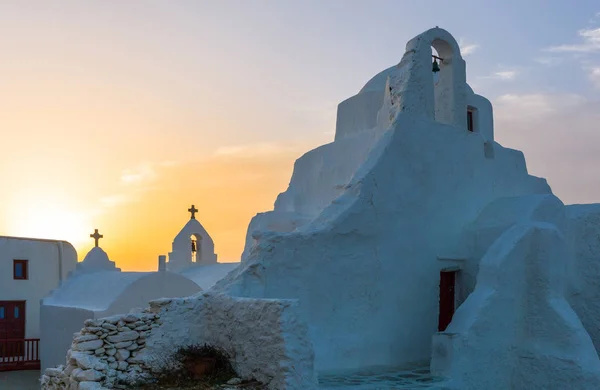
0;301;26;358
438;270;457;332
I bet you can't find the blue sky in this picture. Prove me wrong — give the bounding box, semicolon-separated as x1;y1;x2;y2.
1;1;599;261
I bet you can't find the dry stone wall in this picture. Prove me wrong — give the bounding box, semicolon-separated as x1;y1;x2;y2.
41;292;318;390
41;310;160;389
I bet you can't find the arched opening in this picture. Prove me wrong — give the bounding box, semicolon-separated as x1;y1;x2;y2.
430;39;457;126
190;234;201;263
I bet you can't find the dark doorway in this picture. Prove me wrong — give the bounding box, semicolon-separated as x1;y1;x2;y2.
438;271;456;331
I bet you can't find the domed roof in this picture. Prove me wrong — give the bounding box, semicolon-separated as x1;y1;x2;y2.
359;65;397;94
77;247;120;273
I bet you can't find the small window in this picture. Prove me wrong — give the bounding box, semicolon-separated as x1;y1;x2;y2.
14;306;19;319
13;260;28;280
0;306;4;319
467;109;475;132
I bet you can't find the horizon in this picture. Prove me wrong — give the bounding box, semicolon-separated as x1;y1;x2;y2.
1;1;599;271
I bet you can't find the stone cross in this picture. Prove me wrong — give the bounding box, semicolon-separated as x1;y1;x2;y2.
90;229;103;247
188;204;198;220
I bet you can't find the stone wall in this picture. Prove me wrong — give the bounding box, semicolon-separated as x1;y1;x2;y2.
41;310;159;389
41;292;318;390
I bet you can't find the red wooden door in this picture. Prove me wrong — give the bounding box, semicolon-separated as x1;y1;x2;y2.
438;271;456;332
0;301;26;358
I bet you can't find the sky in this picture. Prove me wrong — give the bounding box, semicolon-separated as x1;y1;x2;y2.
0;1;599;271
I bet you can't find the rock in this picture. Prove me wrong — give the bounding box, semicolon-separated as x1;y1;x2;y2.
106;348;116;356
94;348;105;355
45;367;63;377
109;362;118;370
116;349;130;361
75;334;99;343
117;361;129;371
113;341;133;349
123;314;139;323
73;339;104;352
84;326;103;333
126;343;138;351
64;364;77;376
84;319;104;327
107;331;139;343
102;323;117;331
107;356;116;362
135;325;150;331
72;352;102;370
227;377;243;385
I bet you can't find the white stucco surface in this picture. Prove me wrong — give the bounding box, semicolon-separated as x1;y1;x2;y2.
215;29;553;373
0;236;77;339
566;204;600;356
432;222;600;389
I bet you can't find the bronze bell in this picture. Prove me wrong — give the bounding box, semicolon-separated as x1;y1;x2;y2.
432;59;441;73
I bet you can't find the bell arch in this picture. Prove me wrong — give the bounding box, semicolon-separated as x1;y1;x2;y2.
190;233;202;263
397;27;467;129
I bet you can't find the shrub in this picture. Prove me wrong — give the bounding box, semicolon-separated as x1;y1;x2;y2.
138;344;238;388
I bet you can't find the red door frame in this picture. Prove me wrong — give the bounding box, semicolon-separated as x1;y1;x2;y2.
438;270;456;332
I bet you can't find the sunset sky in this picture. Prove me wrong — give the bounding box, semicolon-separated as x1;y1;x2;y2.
1;1;599;271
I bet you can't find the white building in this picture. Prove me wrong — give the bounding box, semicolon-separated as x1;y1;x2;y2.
0;236;77;346
40;231;202;372
164;204;239;289
166;204;218;272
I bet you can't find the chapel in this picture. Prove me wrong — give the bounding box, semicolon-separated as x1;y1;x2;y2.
163;205;238;289
40;229;202;372
42;27;600;390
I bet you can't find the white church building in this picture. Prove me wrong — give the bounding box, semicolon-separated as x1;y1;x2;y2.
41;27;600;390
163;205;239;289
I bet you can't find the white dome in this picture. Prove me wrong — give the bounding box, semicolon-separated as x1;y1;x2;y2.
78;247;120;272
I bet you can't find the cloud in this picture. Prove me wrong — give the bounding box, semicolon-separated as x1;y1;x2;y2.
458;38;479;56
120;162;157;185
99;194;132;208
493;71;518;80
477;69;520;81
545;27;600;53
533;57;563;66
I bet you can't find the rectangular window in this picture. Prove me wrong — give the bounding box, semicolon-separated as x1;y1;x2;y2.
13;260;28;280
0;306;4;319
467;109;474;132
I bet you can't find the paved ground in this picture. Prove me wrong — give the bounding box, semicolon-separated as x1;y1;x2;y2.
0;370;40;390
319;364;447;389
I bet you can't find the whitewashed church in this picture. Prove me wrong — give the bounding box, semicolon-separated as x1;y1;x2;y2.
162;205;239;289
40;27;600;390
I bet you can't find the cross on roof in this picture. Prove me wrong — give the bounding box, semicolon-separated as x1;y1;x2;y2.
188;204;198;220
90;229;103;247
